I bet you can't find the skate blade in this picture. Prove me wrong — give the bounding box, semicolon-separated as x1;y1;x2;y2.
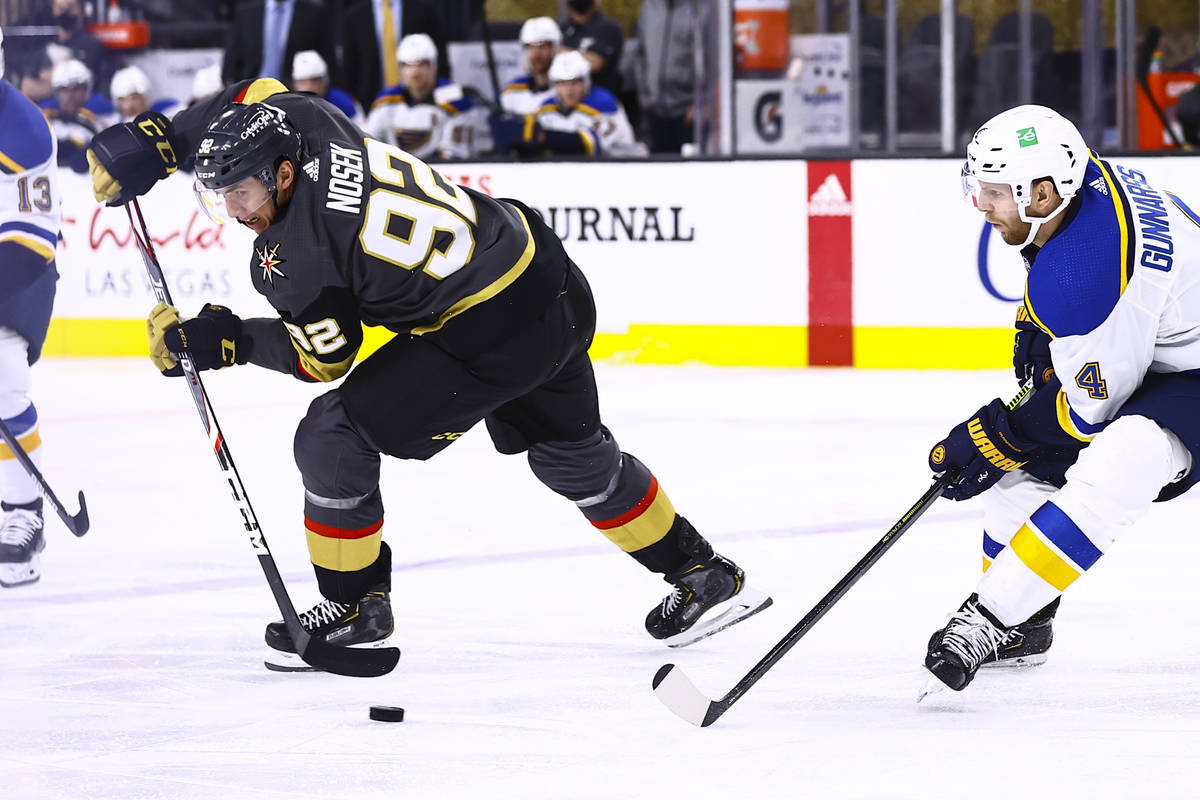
264;635;396;673
663;587;773;648
980;652;1048;669
0;555;42;588
916;673;947;703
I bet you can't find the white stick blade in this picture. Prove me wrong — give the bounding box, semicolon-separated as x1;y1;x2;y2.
652;664;713;726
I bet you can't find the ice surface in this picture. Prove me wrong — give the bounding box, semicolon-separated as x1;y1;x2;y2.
3;360;1199;799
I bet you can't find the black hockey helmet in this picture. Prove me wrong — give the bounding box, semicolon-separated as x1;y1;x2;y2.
193;102;304;193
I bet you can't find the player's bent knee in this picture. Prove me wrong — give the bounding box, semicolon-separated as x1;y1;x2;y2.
1062;415;1186;518
527;427;621;501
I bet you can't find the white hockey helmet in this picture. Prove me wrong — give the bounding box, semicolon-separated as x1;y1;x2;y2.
397;33;437;67
963;104;1089;246
110;65;151;99
520;16;562;46
52;58;92;91
549;50;590;87
191;63;223;102
292;50;328;81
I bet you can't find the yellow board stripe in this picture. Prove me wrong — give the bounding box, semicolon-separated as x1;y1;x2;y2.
305;528;383;572
1009;522;1081;592
0;234;55;262
0;428;41;460
42;320;1023;368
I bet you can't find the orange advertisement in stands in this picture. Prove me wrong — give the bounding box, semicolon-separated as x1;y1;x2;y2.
88;21;149;50
734;0;789;74
1137;72;1199;149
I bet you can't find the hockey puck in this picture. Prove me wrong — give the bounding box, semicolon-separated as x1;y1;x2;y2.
369;705;405;722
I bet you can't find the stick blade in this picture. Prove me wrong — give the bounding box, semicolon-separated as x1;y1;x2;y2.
300;639;401;678
67;491;90;537
652;664;717;727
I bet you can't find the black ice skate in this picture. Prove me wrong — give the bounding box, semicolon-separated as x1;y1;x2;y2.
646;553;772;648
0;499;45;588
921;594;1013;694
264;586;394;672
980;596;1058;669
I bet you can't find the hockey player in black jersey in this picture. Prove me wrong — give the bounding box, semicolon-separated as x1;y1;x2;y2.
85;78;771;670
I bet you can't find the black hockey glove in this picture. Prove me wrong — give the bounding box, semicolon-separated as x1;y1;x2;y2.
147;302;244;377
929;398;1036;501
87;111;179;206
1014;318;1055;390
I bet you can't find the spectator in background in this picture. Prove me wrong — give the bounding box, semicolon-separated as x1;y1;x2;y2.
10;47;55;105
630;0;702;154
341;0;447;111
292;50;364;124
492;50;641;159
48;0;117;102
43;59;108;173
110;66;183;123
222;0;337;86
189;64;224;106
500;16;561;115
561;0;625;95
363;33;476;161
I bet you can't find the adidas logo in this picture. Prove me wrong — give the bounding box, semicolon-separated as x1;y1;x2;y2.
809;173;852;216
1089;176;1108;195
302;158;320;182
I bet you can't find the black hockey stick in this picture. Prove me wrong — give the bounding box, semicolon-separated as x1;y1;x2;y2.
1135;26;1186;149
653;382;1035;726
475;0;502;104
125;199;398;678
0;417;88;536
652;469;958;726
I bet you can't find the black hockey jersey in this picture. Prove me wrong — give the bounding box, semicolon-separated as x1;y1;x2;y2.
170;78;568;380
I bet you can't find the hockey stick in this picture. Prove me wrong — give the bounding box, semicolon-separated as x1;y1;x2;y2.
653;383;1035;726
652;469;958;727
0;417;89;536
124;199;399;678
1135;26;1186;149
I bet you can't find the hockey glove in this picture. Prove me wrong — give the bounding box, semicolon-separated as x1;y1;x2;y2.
1013;318;1055;390
929;398;1036;501
147;301;244;377
87;111;179;206
488;113;539;155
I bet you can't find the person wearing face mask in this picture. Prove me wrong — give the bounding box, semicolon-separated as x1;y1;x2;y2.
561;0;625;96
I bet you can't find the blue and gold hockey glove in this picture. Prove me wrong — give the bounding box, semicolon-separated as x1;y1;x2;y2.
488;113;540;155
929;398;1035;501
1013;318;1055;390
147;302;244;377
87;110;179;206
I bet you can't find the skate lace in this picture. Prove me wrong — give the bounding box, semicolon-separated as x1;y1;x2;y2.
662;587;684;617
941;603;1009;669
0;510;41;547
299;599;351;630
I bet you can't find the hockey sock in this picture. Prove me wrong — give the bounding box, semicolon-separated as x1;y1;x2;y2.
0;404;42;506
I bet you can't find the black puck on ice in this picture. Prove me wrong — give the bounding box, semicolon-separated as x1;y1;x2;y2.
369;705;405;722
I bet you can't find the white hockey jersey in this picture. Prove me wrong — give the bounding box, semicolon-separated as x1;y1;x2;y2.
363;79;477;160
535;86;643;157
500;73;554;116
1024;154;1200;442
0;80;60;273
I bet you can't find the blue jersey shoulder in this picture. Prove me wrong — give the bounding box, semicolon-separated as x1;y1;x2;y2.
502;74;534;93
324;87;358;118
1026;158;1126;338
579;87;618;114
0;81;54;171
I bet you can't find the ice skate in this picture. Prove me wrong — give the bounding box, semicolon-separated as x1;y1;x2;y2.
0;500;45;588
646;552;772;648
264;586;394;672
922;594;1013;694
978;596;1058;668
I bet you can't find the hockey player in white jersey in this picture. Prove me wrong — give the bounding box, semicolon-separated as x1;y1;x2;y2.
921;105;1200;694
110;66;182;123
43;59;110;173
500;16;561;115
492;51;643;158
363;33;477;160
0;30;61;587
